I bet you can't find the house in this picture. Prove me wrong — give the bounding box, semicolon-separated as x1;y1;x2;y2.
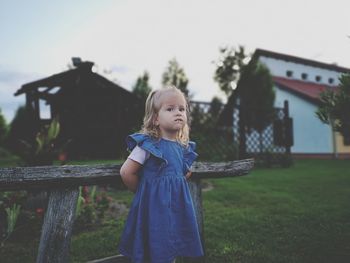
14;58;143;159
249;49;350;159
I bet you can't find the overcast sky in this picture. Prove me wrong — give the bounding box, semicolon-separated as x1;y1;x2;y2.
1;0;349;122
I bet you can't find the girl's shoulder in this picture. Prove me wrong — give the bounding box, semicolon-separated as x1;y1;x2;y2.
126;133;164;161
127;133;152;144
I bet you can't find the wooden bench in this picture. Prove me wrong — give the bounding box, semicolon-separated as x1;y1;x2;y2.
0;159;254;263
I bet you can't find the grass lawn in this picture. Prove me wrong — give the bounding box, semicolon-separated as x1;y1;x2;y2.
203;159;350;263
1;159;350;262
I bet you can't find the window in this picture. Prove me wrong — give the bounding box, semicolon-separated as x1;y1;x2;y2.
286;70;293;77
39;99;51;120
328;78;334;84
301;73;308;80
315;75;322;82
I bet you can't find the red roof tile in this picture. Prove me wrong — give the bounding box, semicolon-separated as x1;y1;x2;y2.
272;76;337;103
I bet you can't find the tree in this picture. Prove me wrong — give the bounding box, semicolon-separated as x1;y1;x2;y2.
5;105;37;155
205;97;223;127
132;71;152;101
162;58;190;96
0;108;8;146
191;97;223;130
214;45;248;97
239;61;275;132
214;46;275;155
238;60;275;153
213;46;249;158
316;73;350;143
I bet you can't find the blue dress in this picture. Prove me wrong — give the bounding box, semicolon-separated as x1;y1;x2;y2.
118;133;204;263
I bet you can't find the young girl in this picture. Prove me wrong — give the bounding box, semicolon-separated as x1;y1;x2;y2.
118;86;204;263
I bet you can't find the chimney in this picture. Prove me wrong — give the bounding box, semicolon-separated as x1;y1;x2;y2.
71;57;94;71
72;57;82;67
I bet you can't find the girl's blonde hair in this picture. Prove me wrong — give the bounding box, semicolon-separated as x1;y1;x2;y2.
141;86;190;146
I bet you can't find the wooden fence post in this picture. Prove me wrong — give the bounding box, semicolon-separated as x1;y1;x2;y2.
36;187;79;263
187;178;205;262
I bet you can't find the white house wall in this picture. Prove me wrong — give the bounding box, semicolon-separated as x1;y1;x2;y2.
259;56;341;86
274;88;333;153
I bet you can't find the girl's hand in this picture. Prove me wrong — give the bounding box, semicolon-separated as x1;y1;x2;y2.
185;171;192;180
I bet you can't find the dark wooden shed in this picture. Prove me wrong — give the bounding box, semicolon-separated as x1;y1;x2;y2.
14;59;143;159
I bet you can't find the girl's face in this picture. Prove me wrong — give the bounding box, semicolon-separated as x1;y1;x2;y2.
154;91;187;140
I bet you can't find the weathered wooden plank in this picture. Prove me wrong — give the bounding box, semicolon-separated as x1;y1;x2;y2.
87;254;131;263
0;159;254;191
0;164;122;191
36;187;79;263
191;159;254;178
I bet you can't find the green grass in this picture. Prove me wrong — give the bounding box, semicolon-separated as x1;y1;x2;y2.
1;159;350;262
0;147;21;168
203;159;350;263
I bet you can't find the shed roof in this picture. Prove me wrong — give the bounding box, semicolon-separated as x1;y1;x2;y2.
14;62;131;96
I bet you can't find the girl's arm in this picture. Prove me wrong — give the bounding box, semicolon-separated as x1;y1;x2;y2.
120;159;142;193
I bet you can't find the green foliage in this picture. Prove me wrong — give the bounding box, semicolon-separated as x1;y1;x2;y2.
214;45;248;96
76;187;86;217
237;60;275;154
162;58;190;96
74;186;112;232
5;105;37;155
192;129;238;161
0;146;20;167
214;46;275;155
1;195;24;247
5;204;21;236
132;71;152;102
191;97;223;129
75;203;97;230
206;97;223;127
35;116;60;155
254;145;293;168
89;186;97;206
238;61;275;133
18;116;69;166
189;103;203;128
190;98;238;161
316;73;350;140
0;108;8;146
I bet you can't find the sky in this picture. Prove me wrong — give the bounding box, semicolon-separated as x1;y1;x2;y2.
1;0;349;123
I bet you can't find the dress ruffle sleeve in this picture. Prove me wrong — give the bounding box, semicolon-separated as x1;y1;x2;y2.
126;133;167;164
183;141;198;174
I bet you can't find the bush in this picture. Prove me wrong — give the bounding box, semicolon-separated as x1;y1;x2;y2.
74;186;113;233
192;128;238;162
0;191;28;246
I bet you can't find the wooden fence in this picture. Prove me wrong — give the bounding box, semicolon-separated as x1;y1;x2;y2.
0;159;254;263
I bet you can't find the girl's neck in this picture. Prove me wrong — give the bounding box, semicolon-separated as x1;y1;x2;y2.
161;135;177;141
162;137;177;142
